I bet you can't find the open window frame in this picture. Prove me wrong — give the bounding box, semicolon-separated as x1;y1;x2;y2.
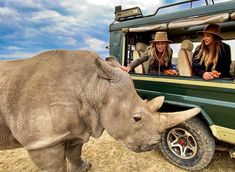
122;12;235;83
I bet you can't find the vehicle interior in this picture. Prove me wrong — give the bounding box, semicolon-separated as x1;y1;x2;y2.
120;1;235;82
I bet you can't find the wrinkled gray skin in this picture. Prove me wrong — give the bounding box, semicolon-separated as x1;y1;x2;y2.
0;50;200;172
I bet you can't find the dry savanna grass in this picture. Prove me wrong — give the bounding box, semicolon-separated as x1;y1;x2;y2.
0;131;234;172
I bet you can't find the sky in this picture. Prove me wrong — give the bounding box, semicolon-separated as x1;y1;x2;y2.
0;0;232;60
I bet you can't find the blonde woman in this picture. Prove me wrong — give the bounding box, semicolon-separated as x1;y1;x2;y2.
122;32;176;75
192;24;232;80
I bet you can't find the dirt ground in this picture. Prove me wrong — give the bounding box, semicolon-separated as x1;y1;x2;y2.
0;131;234;172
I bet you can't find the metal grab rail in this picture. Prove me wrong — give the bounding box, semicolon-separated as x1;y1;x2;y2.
154;0;215;15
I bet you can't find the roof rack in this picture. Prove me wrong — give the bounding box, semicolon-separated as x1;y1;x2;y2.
205;0;215;5
154;0;210;15
114;0;218;22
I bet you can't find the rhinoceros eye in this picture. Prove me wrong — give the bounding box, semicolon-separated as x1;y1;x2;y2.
132;114;142;124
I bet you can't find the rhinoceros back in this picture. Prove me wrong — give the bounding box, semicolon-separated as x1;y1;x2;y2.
0;50;102;149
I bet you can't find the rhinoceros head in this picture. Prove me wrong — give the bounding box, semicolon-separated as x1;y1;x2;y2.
97;57;200;152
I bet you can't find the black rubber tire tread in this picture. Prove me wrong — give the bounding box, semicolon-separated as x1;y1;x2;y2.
159;117;215;171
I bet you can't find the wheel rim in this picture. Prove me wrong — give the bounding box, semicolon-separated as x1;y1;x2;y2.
166;127;198;159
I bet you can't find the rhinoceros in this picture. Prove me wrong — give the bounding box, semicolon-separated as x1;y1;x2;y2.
0;50;200;172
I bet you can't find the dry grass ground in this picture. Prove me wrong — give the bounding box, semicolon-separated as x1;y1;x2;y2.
0;131;234;172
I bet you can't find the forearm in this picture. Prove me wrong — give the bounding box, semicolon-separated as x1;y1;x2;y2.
129;55;149;70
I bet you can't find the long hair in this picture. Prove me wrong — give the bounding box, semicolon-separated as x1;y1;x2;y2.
195;36;221;70
148;42;171;66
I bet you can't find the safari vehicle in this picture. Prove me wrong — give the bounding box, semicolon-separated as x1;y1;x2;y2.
108;0;235;171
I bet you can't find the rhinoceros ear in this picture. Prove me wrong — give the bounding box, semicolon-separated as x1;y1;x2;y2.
95;57;115;80
159;107;201;131
147;96;164;112
105;56;122;68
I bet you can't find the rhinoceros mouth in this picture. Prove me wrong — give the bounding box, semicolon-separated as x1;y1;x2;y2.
127;143;158;153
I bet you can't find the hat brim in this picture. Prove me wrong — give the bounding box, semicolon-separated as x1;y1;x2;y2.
150;40;173;43
197;31;223;40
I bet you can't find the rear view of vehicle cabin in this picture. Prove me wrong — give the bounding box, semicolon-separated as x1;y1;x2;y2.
109;0;235;171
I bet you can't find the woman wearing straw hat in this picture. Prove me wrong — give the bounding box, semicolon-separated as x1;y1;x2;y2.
192;23;232;80
121;31;177;75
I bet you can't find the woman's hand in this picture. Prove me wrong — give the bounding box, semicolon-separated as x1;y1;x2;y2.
120;66;131;72
211;70;221;78
169;69;177;75
202;70;221;80
202;72;214;80
163;69;177;75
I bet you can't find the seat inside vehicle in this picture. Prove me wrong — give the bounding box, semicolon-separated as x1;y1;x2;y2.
178;40;194;77
132;42;148;73
231;60;235;78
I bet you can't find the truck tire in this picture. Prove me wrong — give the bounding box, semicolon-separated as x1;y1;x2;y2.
159;117;215;171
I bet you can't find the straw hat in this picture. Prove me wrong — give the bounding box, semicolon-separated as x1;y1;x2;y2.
197;24;223;39
150;31;173;43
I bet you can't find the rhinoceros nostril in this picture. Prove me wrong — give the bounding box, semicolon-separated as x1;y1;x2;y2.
133;116;142;122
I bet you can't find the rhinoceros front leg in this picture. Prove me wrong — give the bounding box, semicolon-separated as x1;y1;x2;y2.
65;141;91;172
27;143;67;172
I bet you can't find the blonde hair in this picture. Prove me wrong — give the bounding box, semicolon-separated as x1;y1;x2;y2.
195;38;221;70
148;42;171;66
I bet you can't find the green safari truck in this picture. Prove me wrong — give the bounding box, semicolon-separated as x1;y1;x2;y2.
108;0;235;171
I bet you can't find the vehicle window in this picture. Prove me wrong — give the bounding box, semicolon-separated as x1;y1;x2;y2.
125;34;235;80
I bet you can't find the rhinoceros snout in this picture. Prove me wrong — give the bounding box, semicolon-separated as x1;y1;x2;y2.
126;135;161;152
